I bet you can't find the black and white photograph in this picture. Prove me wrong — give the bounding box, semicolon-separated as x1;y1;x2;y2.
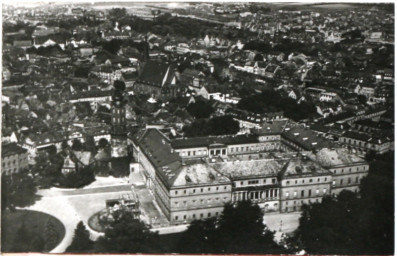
1;1;395;254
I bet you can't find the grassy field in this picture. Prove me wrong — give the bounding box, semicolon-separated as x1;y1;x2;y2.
2;209;66;252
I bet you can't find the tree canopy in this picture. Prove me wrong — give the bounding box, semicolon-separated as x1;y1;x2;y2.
177;200;285;254
66;221;94;252
1;169;38;211
183;115;239;137
288;153;394;254
186;99;214;119
237;90;316;121
95;210;160;253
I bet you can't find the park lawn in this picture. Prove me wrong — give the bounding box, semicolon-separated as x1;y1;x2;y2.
2;209;66;252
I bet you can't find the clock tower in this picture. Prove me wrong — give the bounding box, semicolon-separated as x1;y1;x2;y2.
110;81;128;159
111;89;126;136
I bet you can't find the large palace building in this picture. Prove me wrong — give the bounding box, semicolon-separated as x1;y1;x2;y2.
128;121;369;225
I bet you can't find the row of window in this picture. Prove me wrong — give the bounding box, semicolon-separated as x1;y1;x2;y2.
174;211;220;221
173;186;228;195
174;197;229;207
229;145;256;153
285;198;321;207
333;166;367;174
286;177;328;185
182;144;279;157
112;117;125;123
285;188;327;198
238;178;277;186
333;177;360;186
2;158;27;167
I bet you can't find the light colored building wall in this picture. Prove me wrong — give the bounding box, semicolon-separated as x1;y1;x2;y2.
2;152;29;174
280;175;332;212
330;164;369;195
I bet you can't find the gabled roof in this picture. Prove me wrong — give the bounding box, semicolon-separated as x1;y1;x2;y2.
307;148;366;168
279;157;331;179
2;143;27;157
172;163;230;187
139;129;181;169
136;61;175;88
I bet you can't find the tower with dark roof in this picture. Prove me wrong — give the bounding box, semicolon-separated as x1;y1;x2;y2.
111;88;126;136
110;81;129;160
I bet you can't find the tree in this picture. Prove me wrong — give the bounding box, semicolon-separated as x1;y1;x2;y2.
289;156;394;255
32;152;62;188
59;165;95;188
44;219;59;251
66;221;94;252
109;8;127;18
84;136;97;154
47;144;57;156
71;139;83;151
183;115;240;137
2;169;38;211
95;210;160;253
177;201;284;254
102;39;122;55
98;138;109;149
61;140;69;151
186;100;214;119
114;80;126;91
177;218;218;253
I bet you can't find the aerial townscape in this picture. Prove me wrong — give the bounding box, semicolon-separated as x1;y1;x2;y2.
1;2;394;255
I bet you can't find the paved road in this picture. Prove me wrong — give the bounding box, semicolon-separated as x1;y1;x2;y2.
29;184;133;253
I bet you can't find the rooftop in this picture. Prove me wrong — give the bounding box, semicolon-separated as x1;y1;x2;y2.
212;158;286;179
2;143;27;158
136;61;175;87
307;148;366;168
279;157;331;179
139;129;181;170
171;134;260;149
172;163;230;187
282;124;332;150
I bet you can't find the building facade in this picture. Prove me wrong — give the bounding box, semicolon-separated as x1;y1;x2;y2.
2;143;29;174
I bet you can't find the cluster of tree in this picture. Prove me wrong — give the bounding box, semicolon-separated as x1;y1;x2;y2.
286;153;394;254
183;115;240;137
116;13;224;40
66;222;94;253
46;16;103;30
67;212;160;253
67;200;286;254
2;169;38;211
177;201;285;254
243;40;272;53
186;99;215;119
237;90;316;121
26;45;65;57
109;8;128;19
31;139;102;189
58;165;96;189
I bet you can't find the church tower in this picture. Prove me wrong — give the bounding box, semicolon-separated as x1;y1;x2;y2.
110;81;128;159
111;89;126;136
